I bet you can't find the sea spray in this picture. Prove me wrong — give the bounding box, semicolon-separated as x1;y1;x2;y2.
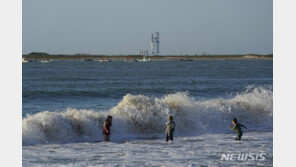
22;109;108;145
22;86;272;145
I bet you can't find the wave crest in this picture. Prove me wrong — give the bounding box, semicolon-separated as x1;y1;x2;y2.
23;86;272;145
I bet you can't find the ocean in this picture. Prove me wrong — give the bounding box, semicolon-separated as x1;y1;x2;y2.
22;59;273;166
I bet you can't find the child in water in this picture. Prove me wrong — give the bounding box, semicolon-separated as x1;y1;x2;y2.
165;116;175;141
228;118;247;140
103;115;112;141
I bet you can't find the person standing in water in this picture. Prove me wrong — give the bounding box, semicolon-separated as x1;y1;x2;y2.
228;118;247;140
165;116;175;141
103;115;112;141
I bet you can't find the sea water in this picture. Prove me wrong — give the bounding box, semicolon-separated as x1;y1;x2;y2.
22;60;273;166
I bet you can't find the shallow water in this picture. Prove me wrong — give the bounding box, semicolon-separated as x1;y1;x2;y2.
23;132;272;166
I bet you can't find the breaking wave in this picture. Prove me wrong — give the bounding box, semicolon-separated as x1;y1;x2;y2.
23;86;272;145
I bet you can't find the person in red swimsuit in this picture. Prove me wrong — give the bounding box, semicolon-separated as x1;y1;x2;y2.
103;115;112;141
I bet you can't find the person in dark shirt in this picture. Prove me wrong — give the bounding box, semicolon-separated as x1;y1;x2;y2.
103;115;112;141
228;118;247;140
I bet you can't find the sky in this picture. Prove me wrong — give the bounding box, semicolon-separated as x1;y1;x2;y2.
23;0;273;55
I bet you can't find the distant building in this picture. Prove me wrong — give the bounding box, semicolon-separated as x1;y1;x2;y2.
138;32;159;56
138;50;148;56
151;32;159;56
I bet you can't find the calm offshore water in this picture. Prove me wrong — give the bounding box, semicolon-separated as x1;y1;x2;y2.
22;59;272;117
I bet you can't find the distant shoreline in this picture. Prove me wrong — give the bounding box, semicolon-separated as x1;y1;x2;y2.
22;53;273;61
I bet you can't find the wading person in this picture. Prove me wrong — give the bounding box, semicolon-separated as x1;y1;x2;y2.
103;115;112;141
165;116;175;142
228;118;247;140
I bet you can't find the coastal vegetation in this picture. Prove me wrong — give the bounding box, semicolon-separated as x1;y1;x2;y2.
22;52;273;61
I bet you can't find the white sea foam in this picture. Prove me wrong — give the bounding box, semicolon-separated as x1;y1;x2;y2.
23;132;273;167
22;86;272;145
